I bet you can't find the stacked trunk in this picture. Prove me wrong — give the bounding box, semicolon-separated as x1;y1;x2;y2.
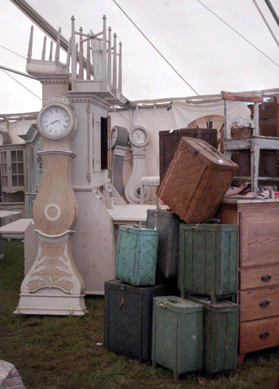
151;134;240;377
105;133;240;378
104;225;164;361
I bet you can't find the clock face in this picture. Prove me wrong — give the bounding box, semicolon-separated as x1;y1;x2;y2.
111;127;118;148
129;127;148;147
37;103;76;140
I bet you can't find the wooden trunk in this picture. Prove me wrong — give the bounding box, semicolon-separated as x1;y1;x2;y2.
152;296;203;379
146;209;181;278
115;225;159;286
157;137;238;224
178;223;239;301
188;296;239;374
159;128;218;183
104;280;165;361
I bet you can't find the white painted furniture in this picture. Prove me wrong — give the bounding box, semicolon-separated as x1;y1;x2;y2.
222;91;279;193
124;127;153;204
21;14;128;298
140;176;160;206
0;218;32;240
0;145;27;202
0;211;22;259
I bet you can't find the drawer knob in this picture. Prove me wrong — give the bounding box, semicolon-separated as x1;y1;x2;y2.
261;275;271;282
259;300;270;308
259;332;270;340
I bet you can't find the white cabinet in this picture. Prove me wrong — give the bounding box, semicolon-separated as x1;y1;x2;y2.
0;145;26;200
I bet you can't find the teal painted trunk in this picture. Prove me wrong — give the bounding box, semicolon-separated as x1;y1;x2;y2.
189;296;239;373
152;296;203;379
178;224;239;300
115;225;159;286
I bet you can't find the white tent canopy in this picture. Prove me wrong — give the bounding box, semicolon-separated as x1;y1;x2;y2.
1;0;279;114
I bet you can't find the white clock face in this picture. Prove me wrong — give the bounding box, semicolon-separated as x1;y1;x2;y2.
130;127;148;146
111;128;118;147
41;105;70;138
37;103;77;141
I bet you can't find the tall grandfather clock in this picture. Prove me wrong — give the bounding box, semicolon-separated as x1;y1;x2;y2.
15;28;87;315
16;14;128;312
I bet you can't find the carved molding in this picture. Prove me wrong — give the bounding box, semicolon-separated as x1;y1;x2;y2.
43;95;71;107
21;230;85;295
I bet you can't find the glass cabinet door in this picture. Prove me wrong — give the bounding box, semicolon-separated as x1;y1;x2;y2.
0;150;8;189
11;149;25;188
0;147;26;192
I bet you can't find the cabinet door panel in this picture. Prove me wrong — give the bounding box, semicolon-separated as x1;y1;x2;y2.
239;316;279;354
239;285;279;321
239;210;279;267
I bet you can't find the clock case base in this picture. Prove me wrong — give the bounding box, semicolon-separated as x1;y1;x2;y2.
16;230;87;316
14;292;87;316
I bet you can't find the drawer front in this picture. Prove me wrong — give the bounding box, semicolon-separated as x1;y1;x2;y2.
239;264;279;289
239;316;279;354
239;285;279;322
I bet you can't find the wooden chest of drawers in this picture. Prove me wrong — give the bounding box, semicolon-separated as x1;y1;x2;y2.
217;199;279;357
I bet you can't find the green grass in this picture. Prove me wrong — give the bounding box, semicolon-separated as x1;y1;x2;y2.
1;239;279;389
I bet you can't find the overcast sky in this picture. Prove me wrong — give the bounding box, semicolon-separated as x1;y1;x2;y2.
1;0;279;115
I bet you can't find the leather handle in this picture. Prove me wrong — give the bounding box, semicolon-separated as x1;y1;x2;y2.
259;300;270;308
259;332;269;340
261;275;271;282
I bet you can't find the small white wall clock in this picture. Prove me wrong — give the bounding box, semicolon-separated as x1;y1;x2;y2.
124;126;152;203
129;127;149;147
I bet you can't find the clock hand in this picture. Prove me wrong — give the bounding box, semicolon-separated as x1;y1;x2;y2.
50;119;59;125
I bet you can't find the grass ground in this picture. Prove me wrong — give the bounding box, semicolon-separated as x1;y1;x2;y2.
0;239;279;389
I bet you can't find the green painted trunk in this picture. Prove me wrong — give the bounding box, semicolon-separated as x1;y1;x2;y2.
189;296;239;373
152;296;203;379
115;225;159;286
178;224;239;300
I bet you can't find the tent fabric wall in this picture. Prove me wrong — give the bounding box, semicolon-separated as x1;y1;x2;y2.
3;0;279;114
0;119;36;144
110;100;250;177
